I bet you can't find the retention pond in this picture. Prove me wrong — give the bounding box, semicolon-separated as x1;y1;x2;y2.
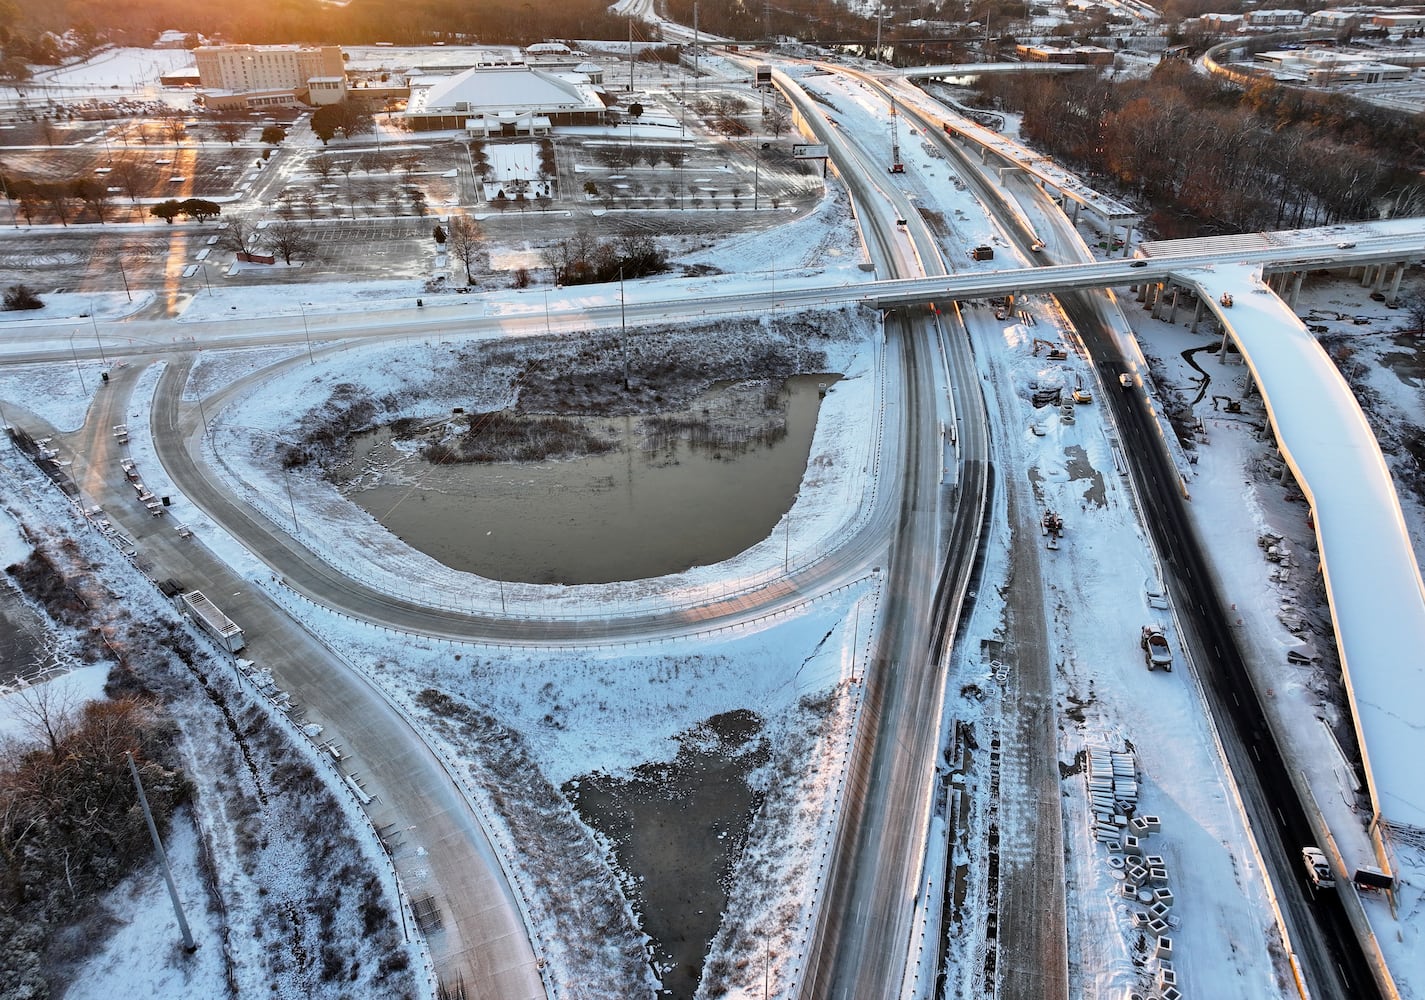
340;374;837;584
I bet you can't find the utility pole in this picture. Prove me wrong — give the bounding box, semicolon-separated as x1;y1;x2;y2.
126;752;195;951
628;17;635;94
619;267;630;391
694;3;700;93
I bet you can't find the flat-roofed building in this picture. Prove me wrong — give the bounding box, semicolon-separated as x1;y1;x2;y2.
195;44;345;95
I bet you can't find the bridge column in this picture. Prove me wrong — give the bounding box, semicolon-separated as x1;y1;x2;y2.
1191;297;1203;332
1361;265;1375;288
1372;265;1387;292
1121;223;1135;257
1290;271;1304;310
1168;285;1181;324
1389;263;1405;301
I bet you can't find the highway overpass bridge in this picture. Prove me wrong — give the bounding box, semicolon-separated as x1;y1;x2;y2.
857;217;1425;886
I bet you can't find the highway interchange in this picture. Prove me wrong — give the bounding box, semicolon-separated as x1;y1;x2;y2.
1;49;1418;1000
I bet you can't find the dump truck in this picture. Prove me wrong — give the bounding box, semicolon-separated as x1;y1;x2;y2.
1141;625;1172;671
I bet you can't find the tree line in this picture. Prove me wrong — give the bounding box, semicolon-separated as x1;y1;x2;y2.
4;0;636;53
970;61;1425;237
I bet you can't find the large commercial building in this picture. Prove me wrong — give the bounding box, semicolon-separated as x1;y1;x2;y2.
194;44;348;107
402;62;607;134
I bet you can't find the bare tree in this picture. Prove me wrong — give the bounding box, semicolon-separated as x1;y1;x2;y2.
308;153;336;184
8;677;75;761
43;183;73;226
214;213;265;256
446;215;484;283
1401;290;1425;332
108;155;153;202
767;104;790;138
214;119;244;146
297;188;321;220
71;177;111;223
265;220;317;264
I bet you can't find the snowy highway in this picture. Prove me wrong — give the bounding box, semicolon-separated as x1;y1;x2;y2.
3;39;1424;1000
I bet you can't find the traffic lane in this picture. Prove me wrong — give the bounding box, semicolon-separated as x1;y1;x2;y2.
142;360;545;995
1074;295;1377;1000
817;311;949;999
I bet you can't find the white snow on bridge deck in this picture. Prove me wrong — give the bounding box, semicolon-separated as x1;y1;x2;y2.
1174;261;1425;845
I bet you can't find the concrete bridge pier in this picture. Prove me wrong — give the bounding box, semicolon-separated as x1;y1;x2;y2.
1388;263;1405;301
1191;297;1204;332
1167;285;1181;324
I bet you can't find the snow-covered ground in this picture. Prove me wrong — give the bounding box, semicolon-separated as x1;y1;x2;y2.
1;42;1421;1000
0;46;198;109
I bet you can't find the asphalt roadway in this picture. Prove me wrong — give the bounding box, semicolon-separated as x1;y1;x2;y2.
1073;286;1381;1000
901;76;1384;1000
49;358;546;999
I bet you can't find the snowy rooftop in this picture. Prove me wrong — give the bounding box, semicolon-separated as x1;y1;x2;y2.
1174;262;1425;841
407;64;605;116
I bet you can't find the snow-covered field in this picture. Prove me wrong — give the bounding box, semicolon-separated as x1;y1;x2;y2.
1;42;1421;1000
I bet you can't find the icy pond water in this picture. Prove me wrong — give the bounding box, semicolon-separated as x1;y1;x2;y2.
566;709;768;1000
342;374;836;584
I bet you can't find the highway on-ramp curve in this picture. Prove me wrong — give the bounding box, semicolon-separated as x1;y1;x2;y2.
47;357;546;999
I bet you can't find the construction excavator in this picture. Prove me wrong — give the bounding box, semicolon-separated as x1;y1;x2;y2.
1042;510;1064;550
1032;338;1068;360
1211;395;1242;413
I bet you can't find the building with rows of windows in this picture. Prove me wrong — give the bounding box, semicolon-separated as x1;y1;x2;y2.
194;44;348;109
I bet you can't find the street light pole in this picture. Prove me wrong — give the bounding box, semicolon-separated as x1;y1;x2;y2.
298;303;315;364
619;267;630;390
126;752;195;951
200;260;212;296
753;144;760;211
283;470;298;533
90;312;108;367
116;256;132;302
0;173;17;229
195;394;213;449
68;330;87;392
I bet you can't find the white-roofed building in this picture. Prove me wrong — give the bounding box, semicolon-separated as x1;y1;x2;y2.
403;63;607;133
